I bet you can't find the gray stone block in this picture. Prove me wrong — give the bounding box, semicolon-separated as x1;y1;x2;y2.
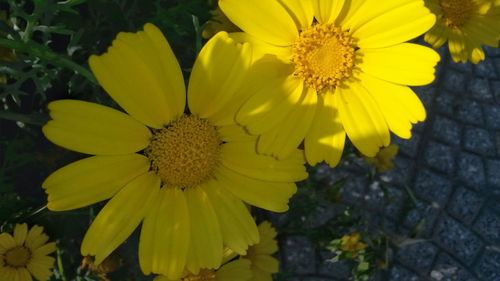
464;127;495;156
403;200;440;237
318;251;352;279
474;249;500;281
396;241;438;273
484;105;500;130
414;85;435;109
431;253;478;281
457;152;485;190
431;116;462;146
456;100;484;126
414;169;453;206
443;69;467;93
492;81;500;102
393;134;421;158
380;156;414;187
473;210;500;244
451;61;473;74
435;90;457;116
447;187;484;225
484;46;500;56
467;78;493;102
433;216;483;265
340;176;368;207
474;59;497;78
389;265;423;281
283;236;316;274
486;159;500;188
424;141;455;175
384;187;408;220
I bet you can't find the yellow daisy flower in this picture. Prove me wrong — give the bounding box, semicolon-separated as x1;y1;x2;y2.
0;224;56;281
340;232;368;257
41;24;307;280
202;7;240;39
424;0;500;63
242;221;279;281
219;0;440;167
364;143;399;172
154;259;252;281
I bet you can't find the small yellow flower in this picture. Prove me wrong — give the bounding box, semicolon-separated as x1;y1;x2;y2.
340;233;368;256
242;221;279;281
219;0;440;167
424;0;500;63
364;144;399;172
0;224;56;281
202;7;240;39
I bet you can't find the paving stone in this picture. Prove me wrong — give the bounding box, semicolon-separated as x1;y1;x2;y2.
435;90;458;116
403;200;440;237
384;187;408;220
389;265;423;281
393;134;421;158
486;159;500;188
447;187;484;225
467;78;493;102
484;46;500;56
431;253;478;281
451;61;473;74
492;81;500;102
494;58;500;76
396;241;438;273
474;59;497;78
283;236;316;275
363;181;386;212
414;85;435;109
424;141;455;175
318;251;352;279
380;156;414;186
340;176;368;207
464;127;496;156
443;69;468;93
474;249;500;281
473;210;500;244
414;169;453;206
457;152;486;190
483;105;500;130
431;116;462;146
433;216;483;265
456;100;484;126
308;203;344;228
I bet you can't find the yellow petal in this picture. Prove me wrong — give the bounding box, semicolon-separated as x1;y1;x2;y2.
43;154;150;211
139;188;189;279
202;180;258;255
89;23;186;128
304;92;346;166
13;223;28;245
219;0;298;46
26;258;54;281
313;0;345;24
43;100;151;155
337;80;390;157
81;172;160;265
216;259;252;281
32;242;57;258
220;142;307;182
424;23;448;49
359;43;440;86
0;233;16;250
352;1;435;48
359;72;425;139
185;188;223;273
228;32;292;63
216;166;297;212
18;268;33;281
253;255;279;273
257;86;317;159
188;32;252;125
278;0;314;29
24;226;45;250
217;124;256;143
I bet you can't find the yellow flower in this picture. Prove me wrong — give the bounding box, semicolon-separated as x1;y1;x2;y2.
0;224;56;281
219;0;440;167
154;259;252;281
242;221;279;281
340;233;367;256
41;24;307;280
364;144;399;172
424;0;500;63
202;7;240;39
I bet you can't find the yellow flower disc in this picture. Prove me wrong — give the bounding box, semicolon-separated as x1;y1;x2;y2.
4;246;31;267
292;23;355;93
439;0;475;27
146;114;221;189
182;269;217;281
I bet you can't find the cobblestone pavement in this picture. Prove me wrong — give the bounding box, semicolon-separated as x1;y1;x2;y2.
268;46;500;281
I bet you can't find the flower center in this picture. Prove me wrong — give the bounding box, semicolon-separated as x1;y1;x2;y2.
182;269;217;281
4;246;31;268
146;115;221;189
439;0;474;27
292;23;356;93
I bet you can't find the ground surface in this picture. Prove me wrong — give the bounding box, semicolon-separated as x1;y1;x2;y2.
270;46;500;281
